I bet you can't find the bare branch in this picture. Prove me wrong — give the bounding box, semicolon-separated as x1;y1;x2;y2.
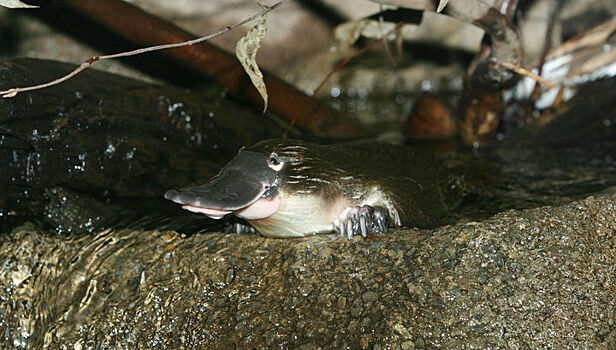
378;1;398;67
0;0;290;98
499;62;557;89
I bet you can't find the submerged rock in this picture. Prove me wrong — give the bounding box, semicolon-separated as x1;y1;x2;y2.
1;193;614;348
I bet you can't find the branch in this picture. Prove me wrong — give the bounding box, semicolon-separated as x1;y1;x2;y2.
499;62;557;89
1;0;288;98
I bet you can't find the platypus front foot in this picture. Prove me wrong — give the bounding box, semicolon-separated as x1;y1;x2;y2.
334;205;389;239
224;219;258;236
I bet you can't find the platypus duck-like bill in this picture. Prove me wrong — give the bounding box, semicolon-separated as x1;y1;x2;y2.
165;139;454;238
165;150;283;221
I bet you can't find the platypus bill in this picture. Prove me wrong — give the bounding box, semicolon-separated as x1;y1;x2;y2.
165;139;457;239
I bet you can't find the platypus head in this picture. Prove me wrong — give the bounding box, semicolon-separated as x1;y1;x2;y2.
164;139;305;222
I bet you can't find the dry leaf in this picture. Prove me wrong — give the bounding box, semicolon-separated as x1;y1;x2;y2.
0;0;38;8
235;16;268;113
437;0;450;12
335;19;408;47
334;19;371;47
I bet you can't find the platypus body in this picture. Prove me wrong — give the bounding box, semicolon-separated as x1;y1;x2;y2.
165;139;458;238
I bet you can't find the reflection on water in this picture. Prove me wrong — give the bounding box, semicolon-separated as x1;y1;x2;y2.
452;143;616;222
0;225;183;347
1;222;306;348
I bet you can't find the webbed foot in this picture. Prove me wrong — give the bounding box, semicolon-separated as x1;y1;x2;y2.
333;205;389;239
224;218;258;235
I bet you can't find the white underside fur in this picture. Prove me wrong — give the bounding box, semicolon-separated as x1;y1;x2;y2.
248;187;399;238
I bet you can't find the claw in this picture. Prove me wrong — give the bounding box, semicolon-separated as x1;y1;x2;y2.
333;218;341;236
346;217;353;240
334;205;390;239
225;219;257;235
359;215;367;238
374;209;388;233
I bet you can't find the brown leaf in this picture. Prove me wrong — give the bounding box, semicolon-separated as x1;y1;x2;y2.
437;0;450;13
235;16;268;113
0;0;38;8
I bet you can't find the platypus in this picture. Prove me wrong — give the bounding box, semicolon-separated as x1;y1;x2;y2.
164;139;458;238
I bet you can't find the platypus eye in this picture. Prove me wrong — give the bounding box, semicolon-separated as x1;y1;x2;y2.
268;152;284;171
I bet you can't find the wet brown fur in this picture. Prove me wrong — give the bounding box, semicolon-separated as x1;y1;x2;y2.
247;139;459;227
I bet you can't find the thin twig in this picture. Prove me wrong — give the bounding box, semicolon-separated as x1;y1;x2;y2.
499;61;557;89
0;0;289;98
529;0;558;102
283;20;403;137
378;0;397;67
311;21;404;97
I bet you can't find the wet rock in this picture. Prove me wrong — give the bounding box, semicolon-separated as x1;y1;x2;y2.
1;193;615;348
43;187;115;236
0;58;288;234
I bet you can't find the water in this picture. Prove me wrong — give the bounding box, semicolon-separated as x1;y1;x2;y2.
1;67;615;348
